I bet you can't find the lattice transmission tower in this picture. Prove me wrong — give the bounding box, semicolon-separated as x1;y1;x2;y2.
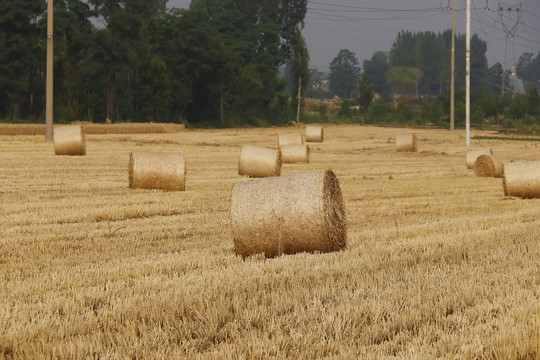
497;2;524;94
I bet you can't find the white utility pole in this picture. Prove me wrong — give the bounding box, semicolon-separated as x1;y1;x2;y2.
45;0;54;141
296;24;303;124
465;0;470;146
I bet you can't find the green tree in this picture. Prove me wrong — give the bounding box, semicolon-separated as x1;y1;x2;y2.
415;31;443;94
393;98;413;123
0;0;46;120
517;52;540;90
470;34;489;92
388;30;416;67
482;95;504;124
486;63;504;96
328;49;360;98
525;85;539;116
51;0;95;122
363;51;389;95
290;30;310;120
84;0;168;121
190;0;308;125
421;97;441;124
305;68;328;99
386;66;423;97
507;94;528;120
388;30;489;95
357;73;374;124
366;99;389;124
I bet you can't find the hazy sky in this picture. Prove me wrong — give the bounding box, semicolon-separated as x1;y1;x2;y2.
167;0;540;72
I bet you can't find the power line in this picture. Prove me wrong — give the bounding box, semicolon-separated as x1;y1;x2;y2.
306;0;539;70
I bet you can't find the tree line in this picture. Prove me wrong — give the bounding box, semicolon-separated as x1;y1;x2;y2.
305;30;540;132
2;2;539;128
0;0;308;126
315;30;540;100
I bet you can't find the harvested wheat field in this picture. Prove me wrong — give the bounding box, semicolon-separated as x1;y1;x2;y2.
0;124;539;359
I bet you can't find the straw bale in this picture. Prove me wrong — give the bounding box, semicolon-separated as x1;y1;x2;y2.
502;161;540;198
278;132;304;148
0;124;45;135
231;170;347;258
238;145;281;178
474;154;505;178
537;305;540;360
396;133;417;152
305;126;323;142
129;151;186;191
54;125;86;156
281;144;309;163
466;148;492;169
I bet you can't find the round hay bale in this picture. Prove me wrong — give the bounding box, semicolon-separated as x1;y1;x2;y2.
278;132;303;148
474;154;505;178
129;151;186;191
231;170;347;258
281;144;309;164
396;133;417;152
502;161;540;198
466;148;492;169
238;145;281;178
537;305;540;359
305;126;323;142
54;125;86;156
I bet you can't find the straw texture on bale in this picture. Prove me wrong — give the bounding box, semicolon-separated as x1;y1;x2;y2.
278;132;304;148
396;133;417;152
466;148;492;169
537;305;540;360
281;144;309;163
502;161;540;198
230;170;347;258
238;145;281;178
129;151;186;191
305;126;324;142
54;125;86;156
474;154;505;178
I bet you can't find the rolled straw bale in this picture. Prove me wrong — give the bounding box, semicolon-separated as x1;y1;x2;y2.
231;170;347;258
238;145;281;178
54;125;86;155
278;132;303;148
396;133;417;152
502;161;540;198
466;148;492;169
305;126;323;142
474;154;505;178
281;144;309;163
129;151;186;191
537;305;540;360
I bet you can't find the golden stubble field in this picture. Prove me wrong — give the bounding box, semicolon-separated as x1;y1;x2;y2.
0;124;539;359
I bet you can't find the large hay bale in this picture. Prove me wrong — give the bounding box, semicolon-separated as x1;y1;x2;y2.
278;132;303;148
466;148;492;169
281;144;309;163
129;151;186;191
474;154;505;178
537;305;540;360
305;126;323;142
396;133;417;152
502;161;540;198
54;125;86;155
238;145;281;178
231;170;347;258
